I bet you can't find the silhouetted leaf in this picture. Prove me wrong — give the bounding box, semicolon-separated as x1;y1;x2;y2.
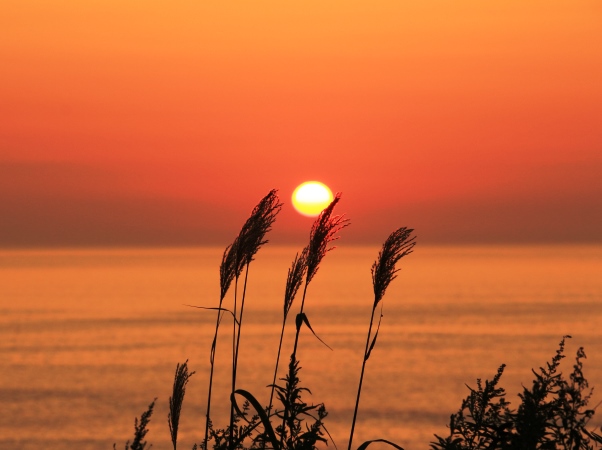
357;438;404;450
231;389;280;450
296;313;332;350
365;312;383;362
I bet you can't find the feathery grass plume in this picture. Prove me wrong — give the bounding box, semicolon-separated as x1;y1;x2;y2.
220;242;238;302
348;227;416;450
280;194;349;446
168;360;195;450
292;192;349;358
212;190;283;450
219;189;281;304
205;189;282;450
284;247;309;319
114;398;156;450
289;192;349;356
372;227;416;307
268;247;309;415
229;190;282;449
233;189;282;274
306;193;350;285
231;189;283;376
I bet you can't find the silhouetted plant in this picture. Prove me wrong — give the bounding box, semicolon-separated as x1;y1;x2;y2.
112;190;602;450
114;398;157;450
280;193;349;444
431;336;602;450
169;360;195;450
348;227;416;450
273;358;329;450
268;247;309;416
229;190;283;447
203;190;282;450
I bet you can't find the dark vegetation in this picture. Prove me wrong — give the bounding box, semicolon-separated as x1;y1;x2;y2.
115;190;602;450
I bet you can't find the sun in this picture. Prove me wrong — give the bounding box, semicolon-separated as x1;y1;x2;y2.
292;181;334;217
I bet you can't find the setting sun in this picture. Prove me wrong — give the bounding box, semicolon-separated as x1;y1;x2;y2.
292;181;334;217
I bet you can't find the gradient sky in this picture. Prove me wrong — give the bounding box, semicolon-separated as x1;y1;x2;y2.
1;1;601;247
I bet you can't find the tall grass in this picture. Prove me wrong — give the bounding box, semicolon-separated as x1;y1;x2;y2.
114;189;602;450
169;361;195;450
347;227;416;450
207;189;282;450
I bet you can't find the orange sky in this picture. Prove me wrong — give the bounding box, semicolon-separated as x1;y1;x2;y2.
1;1;601;247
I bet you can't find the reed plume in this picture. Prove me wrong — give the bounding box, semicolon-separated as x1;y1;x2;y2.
169;360;195;450
348;227;416;450
305;193;349;285
204;189;282;450
293;193;349;355
280;194;349;444
372;227;416;307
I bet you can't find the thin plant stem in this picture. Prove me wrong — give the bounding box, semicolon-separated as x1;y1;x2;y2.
291;282;309;358
204;307;224;450
267;316;288;416
280;282;310;446
279;195;348;445
268;249;309;417
229;263;250;450
234;263;251;391
348;228;415;450
232;274;239;396
203;190;282;450
227;272;240;450
348;305;377;450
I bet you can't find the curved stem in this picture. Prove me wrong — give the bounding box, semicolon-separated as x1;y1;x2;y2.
268;317;287;416
227;272;241;450
229;264;251;450
348;302;377;450
204;301;225;450
233;263;250;391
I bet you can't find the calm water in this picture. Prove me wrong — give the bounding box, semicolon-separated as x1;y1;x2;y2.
1;245;602;449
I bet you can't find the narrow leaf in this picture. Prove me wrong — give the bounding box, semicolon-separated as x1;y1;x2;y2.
231;389;280;450
297;313;333;350
365;312;383;362
357;438;405;450
184;305;239;325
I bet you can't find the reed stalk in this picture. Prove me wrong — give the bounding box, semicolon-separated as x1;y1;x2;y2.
347;227;415;450
203;190;282;450
169;361;195;450
204;241;238;450
268;248;308;416
280;194;349;444
292;193;348;357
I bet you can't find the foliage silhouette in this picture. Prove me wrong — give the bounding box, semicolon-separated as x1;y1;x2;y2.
431;336;602;450
113;190;602;450
115;398;157;450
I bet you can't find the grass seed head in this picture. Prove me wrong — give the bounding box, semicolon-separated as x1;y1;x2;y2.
219;189;282;300
219;242;238;301
372;227;416;307
306;193;350;284
284;247;309;318
234;189;282;272
168;360;195;450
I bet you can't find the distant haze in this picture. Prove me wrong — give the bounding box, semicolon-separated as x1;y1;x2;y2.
1;1;601;247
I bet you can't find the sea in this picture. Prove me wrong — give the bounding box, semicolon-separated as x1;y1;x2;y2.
1;245;601;450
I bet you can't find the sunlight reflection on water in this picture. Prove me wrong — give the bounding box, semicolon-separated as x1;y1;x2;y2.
1;245;602;449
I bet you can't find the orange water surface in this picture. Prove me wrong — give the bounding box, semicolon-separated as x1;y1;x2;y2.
1;245;602;449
